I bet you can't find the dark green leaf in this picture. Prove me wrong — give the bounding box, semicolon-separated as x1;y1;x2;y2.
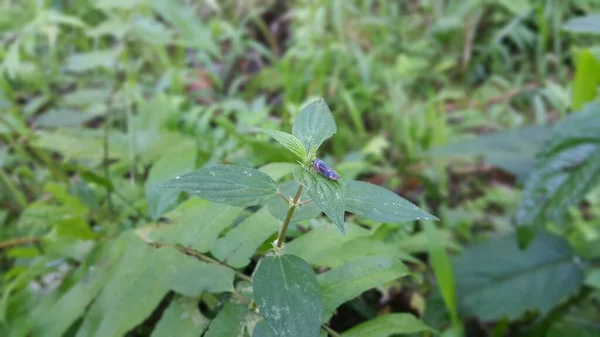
158;165;277;208
292;99;337;152
151;297;209;337
267;181;322;223
136;198;243;253
517;103;600;241
253;320;277;337
204;301;249;337
294;167;345;233
145;151;196;220
341;313;434;337
253;254;322;337
454;231;584;321
211;208;279;268
317;256;410;321
563;14;600;35
257;129;307;160
345;180;438;222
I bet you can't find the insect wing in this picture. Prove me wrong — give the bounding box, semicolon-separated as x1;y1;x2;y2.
313;159;340;180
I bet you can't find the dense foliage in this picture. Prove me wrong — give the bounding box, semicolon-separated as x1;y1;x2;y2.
1;1;600;337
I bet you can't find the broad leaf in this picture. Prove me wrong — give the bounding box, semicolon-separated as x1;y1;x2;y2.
283;223;370;266
345;180;438;222
168;253;234;296
294;167;345;233
253;255;322;337
145;151;196;220
267;181;322;223
317;256;410;321
563;14;600;35
292;99;337;152
258;129;307;160
517;102;600;242
211;208;279;268
158;164;278;208
341;313;434;337
253;320;277;337
204;301;249;337
151;297;209;337
571;49;600;110
259;162;298;181
454;231;584;321
136;198;243;253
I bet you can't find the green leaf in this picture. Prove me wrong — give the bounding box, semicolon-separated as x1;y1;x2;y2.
259;162;298;181
146;151;196;220
454;231;584;321
253;254;322;337
283;223;370;267
267;181;322;223
517;103;600;242
292;99;337;152
257;129;307;160
65;48;122;72
158;165;278;208
211;208;279;268
253;320;277;337
345;180;438;222
75;241;179;336
205;301;249;337
341;313;434;337
168;253;234;297
317;256;410;321
136;198;243;253
151;297;209;337
32;233;131;336
584;268;600;289
563;14;600;35
572;49;600;110
423;220;458;324
294;167;345;233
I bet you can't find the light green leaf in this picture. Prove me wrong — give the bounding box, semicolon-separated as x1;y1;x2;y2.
283;223;370;266
158;165;278;208
267;181;322;223
136;198;243;253
292;99;337;152
95;0;143;9
454;231;584;321
572;49;600;110
317;256;410;321
563;14;600;35
259;162;298;181
585;268;600;289
65;48;122;72
168;253;234;296
32;233;131;336
75;242;179;337
294;167;345;233
517;102;600;243
254;255;322;337
211;208;279;268
258;129;307;160
146;151;196;220
341;313;434;337
205;301;249;337
423;220;458;324
345;180;438;222
151;297;209;337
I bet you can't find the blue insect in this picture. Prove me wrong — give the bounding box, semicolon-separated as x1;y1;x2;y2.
312;158;340;181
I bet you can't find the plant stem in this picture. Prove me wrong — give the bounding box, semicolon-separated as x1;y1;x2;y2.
0;237;42;249
276;185;303;248
321;324;341;337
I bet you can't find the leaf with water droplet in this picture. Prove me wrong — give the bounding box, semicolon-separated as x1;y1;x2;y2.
345;180;438;223
253;254;322;337
158;165;277;208
293;167;345;233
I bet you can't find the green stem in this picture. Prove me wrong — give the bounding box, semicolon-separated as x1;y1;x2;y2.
276;185;303;248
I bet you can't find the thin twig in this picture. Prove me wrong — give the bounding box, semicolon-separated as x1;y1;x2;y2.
0;237;42;249
277;192;289;202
